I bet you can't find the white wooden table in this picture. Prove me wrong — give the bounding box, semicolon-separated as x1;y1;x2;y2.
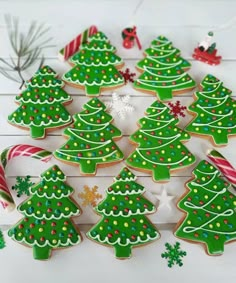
0;1;236;282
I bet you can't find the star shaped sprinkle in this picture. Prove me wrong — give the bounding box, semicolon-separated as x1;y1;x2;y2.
154;189;175;209
161;242;187;268
106;92;134;120
168;101;187;118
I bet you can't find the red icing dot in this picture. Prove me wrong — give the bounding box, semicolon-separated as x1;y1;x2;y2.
125;184;129;189
19;224;24;229
194;233;199;237
37;202;42;207
41;220;46;225
64;221;69;225
30;116;34;121
131;235;136;240
30;223;35;228
143;225;147;229
57;202;62;206
108;233;113;238
51;222;56;227
104;219;109;223
29;235;34;239
40;237;45;242
24;218;29;222
214;235;220;240
51;230;56;235
132;218;136;223
115;230;119;234
47;208;52;213
68;233;73;238
113;206;118;210
124;208;129;213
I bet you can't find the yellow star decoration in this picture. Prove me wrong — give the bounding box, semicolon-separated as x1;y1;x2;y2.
78;185;102;207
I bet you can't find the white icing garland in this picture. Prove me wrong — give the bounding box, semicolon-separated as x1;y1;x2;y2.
10;233;81;248
88;230;160;246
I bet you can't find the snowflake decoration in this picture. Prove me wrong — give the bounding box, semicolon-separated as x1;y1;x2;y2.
168;101;187;118
78;185;102;207
0;229;6;249
106;92;134;120
161;242;187;268
119;68;136;84
12;176;35;197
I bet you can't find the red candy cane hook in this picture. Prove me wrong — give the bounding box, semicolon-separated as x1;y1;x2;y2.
207;149;236;189
0;144;52;212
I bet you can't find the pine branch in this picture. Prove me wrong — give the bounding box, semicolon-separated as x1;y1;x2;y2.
0;14;54;88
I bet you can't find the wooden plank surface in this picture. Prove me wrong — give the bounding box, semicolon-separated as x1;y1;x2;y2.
0;1;236;282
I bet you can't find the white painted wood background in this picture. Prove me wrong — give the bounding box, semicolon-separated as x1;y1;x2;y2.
0;0;236;282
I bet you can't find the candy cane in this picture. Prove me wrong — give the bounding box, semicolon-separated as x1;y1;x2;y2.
207;149;236;187
0;144;52;212
58;25;98;61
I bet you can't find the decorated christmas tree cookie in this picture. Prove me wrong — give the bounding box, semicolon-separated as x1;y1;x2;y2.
185;74;236;146
8;165;82;260
87;167;160;259
54;98;124;175
126;100;196;182
63;31;124;96
8;66;72;139
134;35;196;100
175;160;236;255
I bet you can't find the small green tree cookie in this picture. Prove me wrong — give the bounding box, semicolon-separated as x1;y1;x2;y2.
185;74;236;146
63;32;124;96
175;160;236;255
8;66;72;139
87;167;160;259
8;165;81;260
54;98;124;175
126;100;195;182
134;35;196;100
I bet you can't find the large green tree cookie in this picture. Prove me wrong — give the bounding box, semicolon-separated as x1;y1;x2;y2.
185;74;236;146
54;98;124;175
134;35;196;100
63;31;124;96
175;160;236;255
126;100;196;182
8;165;81;260
87;167;160;259
8;66;72;139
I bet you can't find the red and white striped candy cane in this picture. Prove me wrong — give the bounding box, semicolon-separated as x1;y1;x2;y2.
0;144;52;212
207;149;236;186
59;25;98;61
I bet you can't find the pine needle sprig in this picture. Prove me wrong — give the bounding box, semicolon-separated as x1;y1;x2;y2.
0;15;54;88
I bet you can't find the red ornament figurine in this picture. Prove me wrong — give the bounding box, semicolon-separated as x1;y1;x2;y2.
121;26;142;50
